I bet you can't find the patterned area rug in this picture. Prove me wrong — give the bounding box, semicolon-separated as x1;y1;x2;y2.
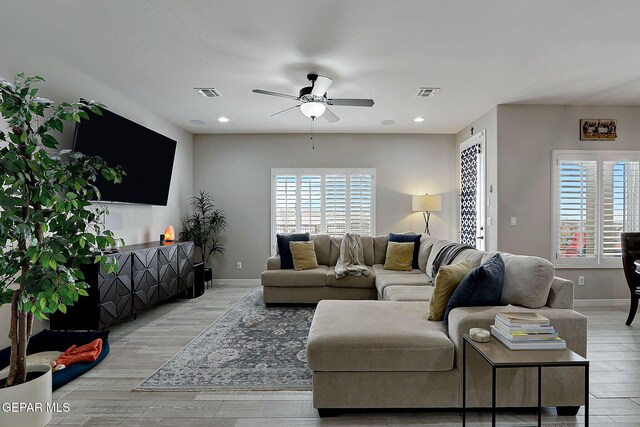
136;289;314;391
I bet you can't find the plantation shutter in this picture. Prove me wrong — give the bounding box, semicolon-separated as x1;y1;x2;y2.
325;174;347;235
602;160;640;257
271;169;375;251
557;159;597;260
300;175;322;234
349;174;373;235
275;175;297;234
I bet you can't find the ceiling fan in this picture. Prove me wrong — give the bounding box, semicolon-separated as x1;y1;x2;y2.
252;73;374;123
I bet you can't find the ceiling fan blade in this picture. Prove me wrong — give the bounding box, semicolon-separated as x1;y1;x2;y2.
311;75;333;96
322;108;340;123
270;105;300;117
327;98;375;107
253;89;300;101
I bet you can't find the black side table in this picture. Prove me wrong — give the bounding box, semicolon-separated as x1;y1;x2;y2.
462;335;589;427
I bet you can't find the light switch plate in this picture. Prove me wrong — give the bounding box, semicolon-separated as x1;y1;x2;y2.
510;217;517;226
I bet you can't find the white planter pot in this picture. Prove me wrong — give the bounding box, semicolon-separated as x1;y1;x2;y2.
0;364;52;427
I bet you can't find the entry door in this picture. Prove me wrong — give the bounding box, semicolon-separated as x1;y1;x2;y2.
460;131;486;250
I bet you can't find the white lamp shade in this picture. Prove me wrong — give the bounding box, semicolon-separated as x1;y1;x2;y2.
412;194;442;212
300;102;326;118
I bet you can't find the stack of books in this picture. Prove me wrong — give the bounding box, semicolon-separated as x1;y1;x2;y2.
490;311;566;350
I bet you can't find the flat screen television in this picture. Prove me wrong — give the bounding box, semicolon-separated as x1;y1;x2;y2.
73;108;177;206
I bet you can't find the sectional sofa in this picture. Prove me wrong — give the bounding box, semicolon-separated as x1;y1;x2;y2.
261;233;587;415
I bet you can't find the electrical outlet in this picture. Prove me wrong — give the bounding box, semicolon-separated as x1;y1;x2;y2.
578;276;585;286
236;261;242;270
510;217;517;226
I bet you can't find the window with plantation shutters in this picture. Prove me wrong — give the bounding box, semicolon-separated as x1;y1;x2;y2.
349;174;373;235
271;169;376;252
552;151;640;267
275;175;297;234
602;160;640;257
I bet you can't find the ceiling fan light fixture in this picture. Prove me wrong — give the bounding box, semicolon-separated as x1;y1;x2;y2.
300;102;326;119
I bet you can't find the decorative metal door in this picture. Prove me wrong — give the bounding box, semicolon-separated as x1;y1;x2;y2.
460;131;486;250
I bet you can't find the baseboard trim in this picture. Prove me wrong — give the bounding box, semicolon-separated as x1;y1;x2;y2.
574;298;628;307
211;279;261;286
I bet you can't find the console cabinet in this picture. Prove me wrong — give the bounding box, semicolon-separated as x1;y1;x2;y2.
51;241;194;331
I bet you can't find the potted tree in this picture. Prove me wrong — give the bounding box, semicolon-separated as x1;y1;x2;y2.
0;73;123;426
179;191;227;276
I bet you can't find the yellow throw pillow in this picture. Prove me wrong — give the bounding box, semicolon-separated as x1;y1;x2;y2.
289;241;319;271
428;260;472;321
383;242;414;271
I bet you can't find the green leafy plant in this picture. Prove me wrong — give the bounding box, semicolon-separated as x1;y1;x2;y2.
179;191;227;269
0;73;124;387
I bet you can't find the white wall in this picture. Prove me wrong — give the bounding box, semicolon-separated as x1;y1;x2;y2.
455;107;499;251
496;105;640;299
193;133;456;280
0;55;193;348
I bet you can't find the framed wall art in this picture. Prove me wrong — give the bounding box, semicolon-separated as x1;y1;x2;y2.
580;119;617;141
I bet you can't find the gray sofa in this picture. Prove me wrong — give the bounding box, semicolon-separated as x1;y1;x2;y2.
262;234;433;304
261;233;587;414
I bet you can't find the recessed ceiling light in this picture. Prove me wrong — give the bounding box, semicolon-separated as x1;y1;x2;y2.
190;119;206;125
218;116;229;123
380;120;396;126
414;117;425;123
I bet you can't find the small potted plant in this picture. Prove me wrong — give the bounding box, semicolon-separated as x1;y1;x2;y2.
0;73;123;426
180;191;227;273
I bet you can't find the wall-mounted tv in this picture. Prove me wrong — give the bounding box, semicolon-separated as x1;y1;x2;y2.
73;108;177;206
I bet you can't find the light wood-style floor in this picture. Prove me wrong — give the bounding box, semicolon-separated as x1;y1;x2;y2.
49;284;640;426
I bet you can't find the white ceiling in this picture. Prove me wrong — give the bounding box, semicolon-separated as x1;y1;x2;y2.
2;0;640;134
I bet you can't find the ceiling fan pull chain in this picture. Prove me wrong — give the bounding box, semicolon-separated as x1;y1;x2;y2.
311;117;315;149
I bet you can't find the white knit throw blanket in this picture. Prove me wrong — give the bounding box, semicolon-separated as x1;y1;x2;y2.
335;233;371;279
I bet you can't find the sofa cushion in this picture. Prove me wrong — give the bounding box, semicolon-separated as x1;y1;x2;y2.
383;285;434;302
388;233;420;269
361;235;374;266
373;235;388;265
418;235;439;273
310;234;331;266
444;253;505;326
425;239;452;280
307;300;454;372
375;273;431;297
384;242;414;271
372;264;424;276
428;260;472;321
276;233;310;269
290;241;319;271
451;248;484;269
329;236;342;266
261;265;328;287
500;253;555;309
326;266;375;289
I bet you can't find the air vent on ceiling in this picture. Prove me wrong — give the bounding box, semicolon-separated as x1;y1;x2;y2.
194;88;222;98
417;87;440;97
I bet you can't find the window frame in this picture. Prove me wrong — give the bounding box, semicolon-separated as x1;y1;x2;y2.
551;150;640;269
271;168;376;253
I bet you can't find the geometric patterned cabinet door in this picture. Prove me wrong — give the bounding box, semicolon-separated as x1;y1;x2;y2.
132;248;159;313
50;241;194;331
177;241;195;294
98;252;133;329
158;244;178;301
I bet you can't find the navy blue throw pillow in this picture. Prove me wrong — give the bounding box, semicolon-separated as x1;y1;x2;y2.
443;253;505;327
277;233;310;269
388;233;420;269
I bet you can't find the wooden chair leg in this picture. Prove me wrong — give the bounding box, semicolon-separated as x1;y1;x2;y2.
626;296;638;326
